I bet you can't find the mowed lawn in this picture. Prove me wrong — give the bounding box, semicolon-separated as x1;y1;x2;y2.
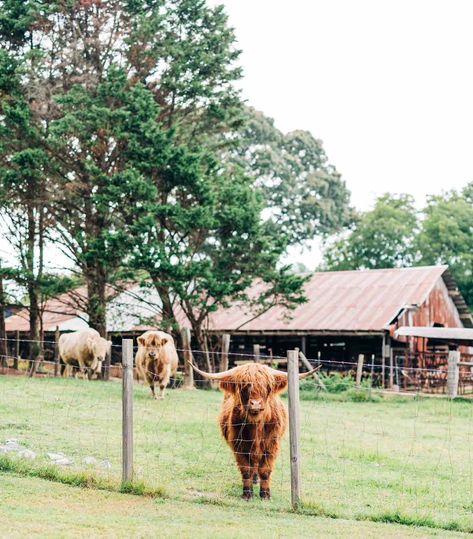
1;375;473;537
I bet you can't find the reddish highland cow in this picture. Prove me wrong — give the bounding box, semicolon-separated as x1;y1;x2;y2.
190;362;319;500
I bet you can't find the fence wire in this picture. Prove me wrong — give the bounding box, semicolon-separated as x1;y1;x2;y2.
0;342;473;531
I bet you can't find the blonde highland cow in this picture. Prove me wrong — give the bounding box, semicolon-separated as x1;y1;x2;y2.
135;330;178;399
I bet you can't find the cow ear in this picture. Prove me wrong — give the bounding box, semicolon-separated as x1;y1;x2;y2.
273;375;288;394
137;336;146;346
160;336;168;346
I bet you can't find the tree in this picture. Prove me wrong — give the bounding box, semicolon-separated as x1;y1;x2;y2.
0;0;245;337
416;185;473;308
0;42;53;364
323;193;418;270
226;107;352;245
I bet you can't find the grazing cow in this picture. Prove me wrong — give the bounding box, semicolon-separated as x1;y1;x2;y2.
189;362;319;500
59;328;111;380
135;330;178;399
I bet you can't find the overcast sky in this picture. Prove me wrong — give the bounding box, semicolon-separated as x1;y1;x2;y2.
213;0;473;211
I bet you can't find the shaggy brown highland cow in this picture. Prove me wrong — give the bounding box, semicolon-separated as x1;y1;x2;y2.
190;361;319;500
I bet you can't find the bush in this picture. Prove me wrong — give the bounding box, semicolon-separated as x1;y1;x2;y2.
299;372;381;402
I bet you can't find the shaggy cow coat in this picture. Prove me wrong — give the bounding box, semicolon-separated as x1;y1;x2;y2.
135;330;178;399
217;364;288;500
59;328;111;379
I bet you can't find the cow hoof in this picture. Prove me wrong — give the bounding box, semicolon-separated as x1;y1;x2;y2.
260;489;271;500
242;489;253;501
252;474;259;484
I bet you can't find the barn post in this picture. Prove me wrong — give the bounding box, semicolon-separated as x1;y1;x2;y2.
221;333;230;372
13;330;19;370
181;327;195;389
253;344;261;363
447;350;460;399
122;338;134;483
356;354;364;388
54;326;60;377
287;349;302;510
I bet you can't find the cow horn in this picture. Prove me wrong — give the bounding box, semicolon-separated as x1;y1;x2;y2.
187;360;235;380
265;365;322;380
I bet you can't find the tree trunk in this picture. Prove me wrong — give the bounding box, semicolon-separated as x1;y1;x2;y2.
0;270;7;369
27;204;42;376
86;268;107;337
28;283;41;376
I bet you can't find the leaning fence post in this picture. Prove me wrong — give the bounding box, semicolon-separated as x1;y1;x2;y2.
122;339;134;483
356;354;364;388
447;350;460;399
181;327;195;389
287;349;301;510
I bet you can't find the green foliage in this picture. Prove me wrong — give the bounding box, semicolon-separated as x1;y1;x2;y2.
415;184;473;308
226;107;352;244
322;187;473;310
299;373;381;402
324;193;418;270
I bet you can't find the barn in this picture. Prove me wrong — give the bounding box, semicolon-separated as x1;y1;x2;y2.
4;265;472;389
202;265;473;389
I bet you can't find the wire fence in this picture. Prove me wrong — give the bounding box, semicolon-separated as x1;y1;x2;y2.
1;338;473;531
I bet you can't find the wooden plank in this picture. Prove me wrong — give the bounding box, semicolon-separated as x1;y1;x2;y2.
221;334;230;372
356;354;364;388
287;349;301;510
458;361;473;367
181;327;195;389
122;339;134;483
253;344;261;363
447;350;460;399
298;350;326;391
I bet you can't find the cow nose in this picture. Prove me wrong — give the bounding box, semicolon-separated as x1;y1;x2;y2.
249;399;262;408
149;351;156;359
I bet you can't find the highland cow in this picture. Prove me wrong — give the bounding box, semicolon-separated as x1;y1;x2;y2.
135;330;178;399
189;361;319;500
59;328;111;380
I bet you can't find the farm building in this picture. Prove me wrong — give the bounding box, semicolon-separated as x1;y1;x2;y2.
4;265;472;389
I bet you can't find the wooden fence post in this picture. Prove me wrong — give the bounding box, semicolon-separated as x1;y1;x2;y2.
299;350;326;391
253;344;261;363
287;349;301;510
221;334;230;372
122;339;134;484
54;326;60;377
356;354;364;388
13;330;19;370
447;350;460;399
102;333;111;381
181;327;195;389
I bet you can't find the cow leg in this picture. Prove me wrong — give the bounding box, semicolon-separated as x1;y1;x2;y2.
258;452;275;500
158;385;166;399
235;453;254;500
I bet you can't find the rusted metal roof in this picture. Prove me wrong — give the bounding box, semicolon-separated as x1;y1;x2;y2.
6;265;469;335
395;326;473;342
205;265;452;333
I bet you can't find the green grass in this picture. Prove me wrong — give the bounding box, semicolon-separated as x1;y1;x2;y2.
1;375;473;536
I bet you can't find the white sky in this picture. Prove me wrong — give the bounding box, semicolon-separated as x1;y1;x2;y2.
215;0;473;211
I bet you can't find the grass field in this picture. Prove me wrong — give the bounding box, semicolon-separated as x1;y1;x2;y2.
1;375;473;537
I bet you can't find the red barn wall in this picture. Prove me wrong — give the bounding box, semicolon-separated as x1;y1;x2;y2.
393;277;467;352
